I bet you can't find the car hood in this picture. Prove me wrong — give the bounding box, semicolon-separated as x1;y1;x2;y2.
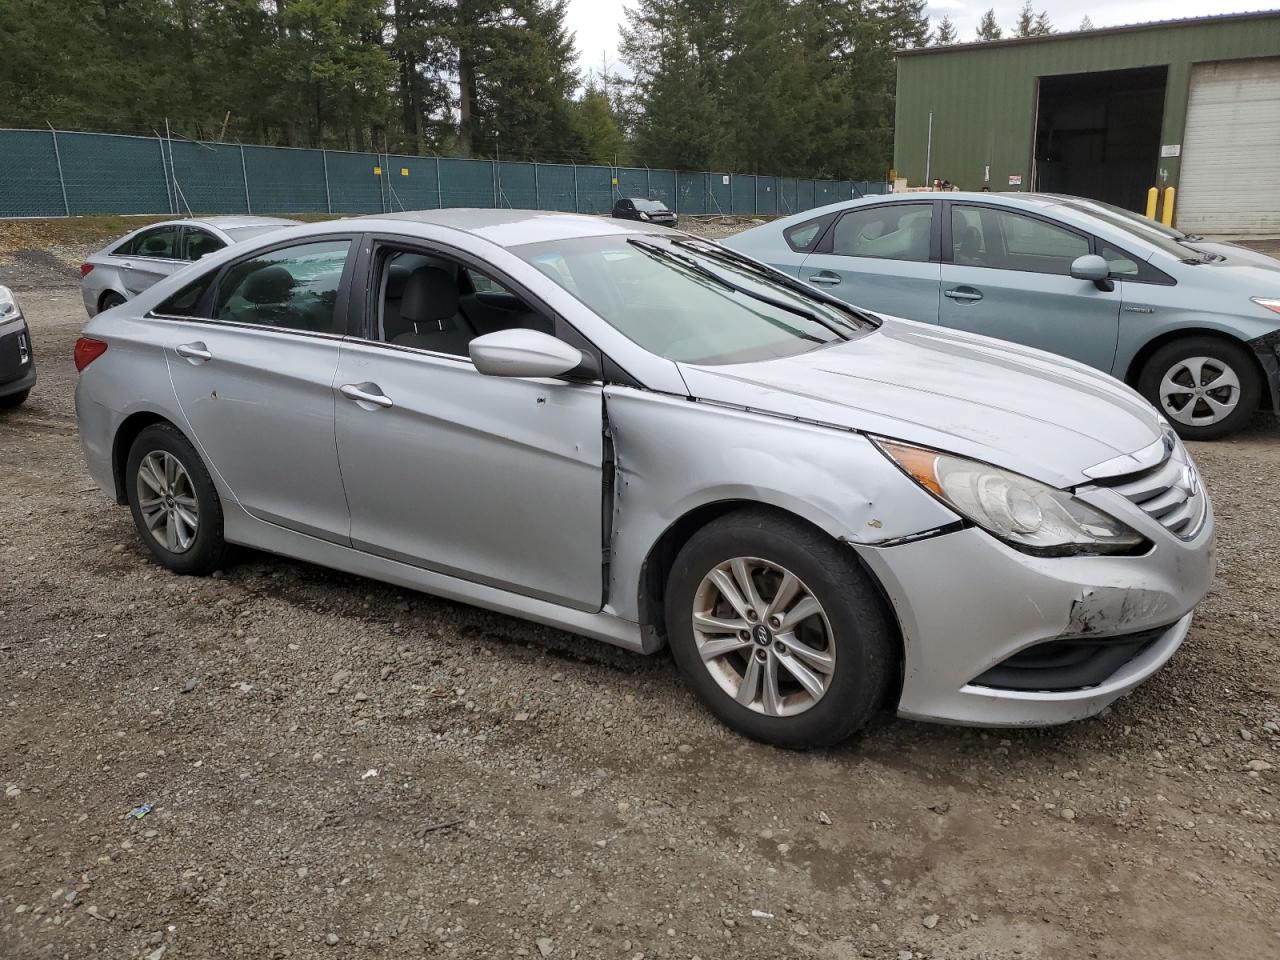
676;317;1164;488
1188;240;1280;273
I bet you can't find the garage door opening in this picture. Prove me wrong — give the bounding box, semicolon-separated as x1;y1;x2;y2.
1033;66;1167;212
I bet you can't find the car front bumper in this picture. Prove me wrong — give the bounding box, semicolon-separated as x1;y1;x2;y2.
853;505;1215;727
0;322;36;397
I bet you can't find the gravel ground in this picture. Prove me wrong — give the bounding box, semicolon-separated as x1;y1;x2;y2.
2;225;1279;960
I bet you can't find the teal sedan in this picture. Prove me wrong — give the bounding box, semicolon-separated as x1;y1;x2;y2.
724;192;1280;440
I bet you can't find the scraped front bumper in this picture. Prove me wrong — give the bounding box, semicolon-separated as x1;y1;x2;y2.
853;496;1215;727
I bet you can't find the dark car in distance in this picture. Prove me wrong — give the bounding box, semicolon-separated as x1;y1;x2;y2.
0;285;35;409
611;197;677;226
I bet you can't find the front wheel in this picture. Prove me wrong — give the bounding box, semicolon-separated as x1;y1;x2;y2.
664;509;896;749
1137;336;1262;440
125;423;228;575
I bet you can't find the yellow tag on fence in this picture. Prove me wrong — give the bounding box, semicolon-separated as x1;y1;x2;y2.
373;166;382;176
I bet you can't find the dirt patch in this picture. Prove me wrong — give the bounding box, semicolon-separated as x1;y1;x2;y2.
1;285;1279;960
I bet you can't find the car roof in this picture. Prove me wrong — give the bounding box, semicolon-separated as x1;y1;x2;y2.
191;215;301;228
361;209;671;247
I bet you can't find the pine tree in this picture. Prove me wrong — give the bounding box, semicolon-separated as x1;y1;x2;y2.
975;9;1002;40
933;16;958;45
569;84;625;165
1079;15;1094;31
1032;12;1053;35
620;0;733;170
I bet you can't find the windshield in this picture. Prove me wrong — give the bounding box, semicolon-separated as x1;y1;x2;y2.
512;234;869;365
1052;198;1208;262
223;224;293;243
631;199;669;213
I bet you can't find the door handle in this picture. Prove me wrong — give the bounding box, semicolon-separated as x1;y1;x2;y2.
808;273;842;286
340;382;394;409
944;287;983;302
175;341;212;363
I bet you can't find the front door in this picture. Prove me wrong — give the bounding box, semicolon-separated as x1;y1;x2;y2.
332;244;604;611
162;237;355;542
798;201;941;323
937;203;1121;371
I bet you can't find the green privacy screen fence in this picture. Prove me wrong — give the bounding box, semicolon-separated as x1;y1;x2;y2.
0;128;888;219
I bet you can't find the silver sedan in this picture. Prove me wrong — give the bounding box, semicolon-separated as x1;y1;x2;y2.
80;215;299;317
73;210;1215;747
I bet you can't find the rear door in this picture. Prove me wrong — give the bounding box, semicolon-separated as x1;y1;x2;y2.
938;202;1121;371
155;235;357;542
117;225;185;296
797;200;942;322
181;226;227;263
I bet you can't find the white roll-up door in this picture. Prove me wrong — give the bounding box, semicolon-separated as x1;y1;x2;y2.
1178;58;1280;235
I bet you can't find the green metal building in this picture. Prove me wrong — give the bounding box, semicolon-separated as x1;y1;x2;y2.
893;11;1280;233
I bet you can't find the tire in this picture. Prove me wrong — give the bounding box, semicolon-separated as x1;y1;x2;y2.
0;389;29;409
664;508;896;749
1136;335;1262;441
99;291;126;313
125;423;228;575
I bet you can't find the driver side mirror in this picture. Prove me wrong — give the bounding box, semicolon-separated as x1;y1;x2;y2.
1070;254;1113;291
469;328;583;379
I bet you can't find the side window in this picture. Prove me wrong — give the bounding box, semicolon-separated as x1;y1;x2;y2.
783;215;830;253
120;226;181;259
376;247;552;357
953;206;1088;275
155;273;217;318
830;204;932;262
1098;241;1140;277
212;240;350;333
184;229;225;262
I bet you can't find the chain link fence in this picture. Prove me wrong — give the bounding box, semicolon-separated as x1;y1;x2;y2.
0;128;889;220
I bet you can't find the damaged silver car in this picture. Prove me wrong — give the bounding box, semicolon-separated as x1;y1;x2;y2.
74;211;1215;747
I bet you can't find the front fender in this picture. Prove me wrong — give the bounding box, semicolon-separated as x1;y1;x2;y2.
602;387;957;623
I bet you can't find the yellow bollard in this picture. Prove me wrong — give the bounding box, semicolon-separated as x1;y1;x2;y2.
1145;187;1159;220
1161;187;1176;227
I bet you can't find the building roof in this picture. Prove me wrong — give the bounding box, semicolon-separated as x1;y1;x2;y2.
898;9;1280;57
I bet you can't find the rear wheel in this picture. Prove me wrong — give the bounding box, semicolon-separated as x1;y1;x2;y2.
664;509;895;749
125;423;227;575
0;389;29;409
99;291;126;313
1137;336;1261;440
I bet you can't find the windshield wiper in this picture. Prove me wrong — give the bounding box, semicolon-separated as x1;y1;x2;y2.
626;238;844;342
668;237;879;330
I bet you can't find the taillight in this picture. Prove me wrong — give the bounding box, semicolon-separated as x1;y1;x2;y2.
80;263;95;278
74;337;108;372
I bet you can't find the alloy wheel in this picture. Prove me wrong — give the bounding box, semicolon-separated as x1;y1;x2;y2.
1159;356;1240;427
136;450;199;554
691;557;836;717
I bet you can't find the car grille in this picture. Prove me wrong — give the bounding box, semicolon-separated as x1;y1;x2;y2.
1096;438;1207;540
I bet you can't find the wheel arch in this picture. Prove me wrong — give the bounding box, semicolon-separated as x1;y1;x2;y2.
98;287;127;313
635;499;905;704
110;411;187;505
1124;327;1274;412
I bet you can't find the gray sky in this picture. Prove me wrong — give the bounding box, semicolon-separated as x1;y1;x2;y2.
564;1;1274;77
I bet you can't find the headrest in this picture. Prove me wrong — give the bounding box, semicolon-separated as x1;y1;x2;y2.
401;266;458;322
242;265;295;304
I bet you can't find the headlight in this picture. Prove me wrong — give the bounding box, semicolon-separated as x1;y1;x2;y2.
1252;297;1280;316
0;285;21;323
638;211;650;221
872;437;1146;556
